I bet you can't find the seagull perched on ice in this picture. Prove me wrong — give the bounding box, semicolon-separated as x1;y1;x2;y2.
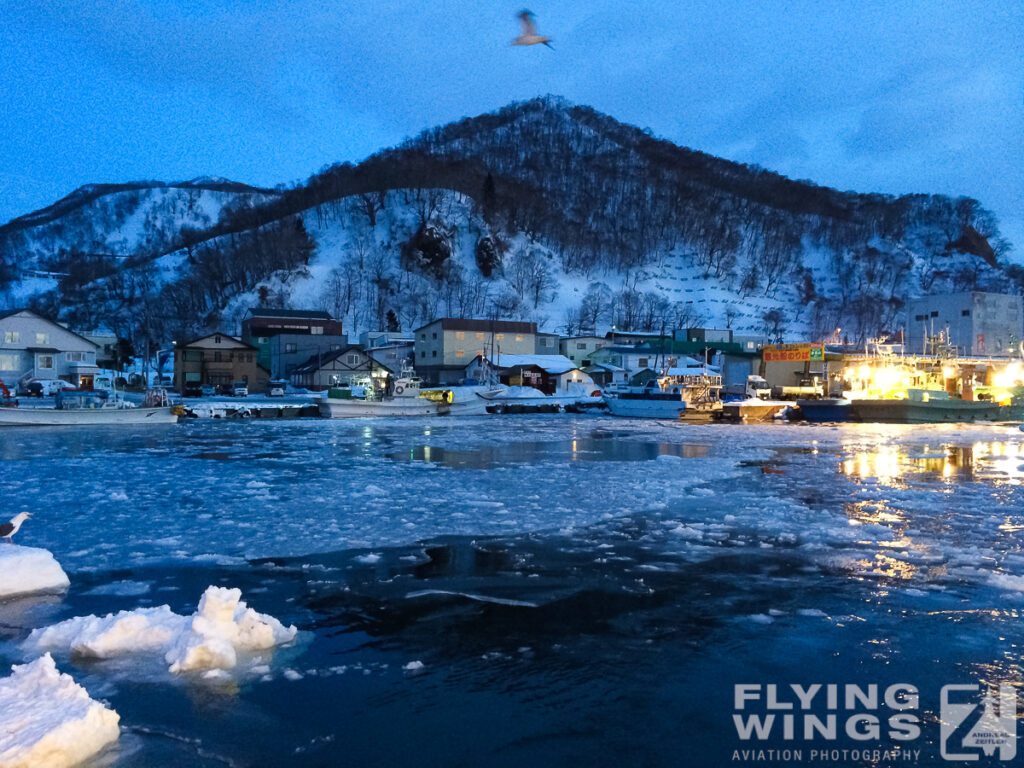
0;512;31;544
512;10;553;48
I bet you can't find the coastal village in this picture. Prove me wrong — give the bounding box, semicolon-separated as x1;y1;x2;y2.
2;288;1023;424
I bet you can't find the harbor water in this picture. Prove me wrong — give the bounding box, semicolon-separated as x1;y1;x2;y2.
2;415;1024;767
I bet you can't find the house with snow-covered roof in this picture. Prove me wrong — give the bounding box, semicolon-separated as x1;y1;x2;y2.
464;353;593;394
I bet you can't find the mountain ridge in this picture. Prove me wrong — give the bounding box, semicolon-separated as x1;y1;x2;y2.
0;96;1015;350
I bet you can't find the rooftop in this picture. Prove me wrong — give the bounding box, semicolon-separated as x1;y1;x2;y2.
481;353;578;375
416;318;538;334
245;307;335;321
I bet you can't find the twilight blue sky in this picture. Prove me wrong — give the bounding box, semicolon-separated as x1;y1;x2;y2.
1;0;1022;251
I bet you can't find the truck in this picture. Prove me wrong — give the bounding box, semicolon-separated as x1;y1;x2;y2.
742;375;824;401
745;375;772;400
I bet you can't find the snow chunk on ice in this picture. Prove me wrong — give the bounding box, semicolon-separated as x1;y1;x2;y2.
0;653;120;768
166;586;297;674
27;586;297;676
0;545;70;600
354;553;382;564
403;660;425;671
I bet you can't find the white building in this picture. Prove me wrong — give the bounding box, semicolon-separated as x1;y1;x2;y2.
0;308;99;389
559;335;610;367
907;292;1023;357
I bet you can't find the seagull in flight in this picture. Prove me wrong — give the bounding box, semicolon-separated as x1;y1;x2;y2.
512;10;552;49
1;512;31;544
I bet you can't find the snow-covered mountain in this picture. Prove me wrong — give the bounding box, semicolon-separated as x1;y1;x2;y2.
0;97;1014;348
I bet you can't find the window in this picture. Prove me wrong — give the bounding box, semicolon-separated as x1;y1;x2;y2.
215;334;222;343
432;332;437;340
496;334;504;341
330;344;341;351
3;331;18;344
961;309;971;317
66;352;86;362
930;311;938;318
432;350;438;358
455;331;465;339
516;335;524;342
35;333;49;345
638;358;648;367
185;350;202;362
214;351;222;362
419;351;425;358
476;332;484;340
577;342;587;350
0;354;16;371
347;354;359;365
246;353;253;362
38;355;54;369
285;343;297;353
311;326;323;335
455;350;465;357
420;333;426;340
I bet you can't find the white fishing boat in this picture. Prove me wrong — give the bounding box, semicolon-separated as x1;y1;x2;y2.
0;389;180;426
318;367;452;418
606;369;723;421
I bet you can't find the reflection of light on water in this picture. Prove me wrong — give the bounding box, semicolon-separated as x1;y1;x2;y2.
839;441;1024;486
843;500;941;582
851;553;918;580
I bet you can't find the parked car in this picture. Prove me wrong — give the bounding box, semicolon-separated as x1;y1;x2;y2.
19;379;77;397
267;385;285;397
232;382;249;397
201;385;217;397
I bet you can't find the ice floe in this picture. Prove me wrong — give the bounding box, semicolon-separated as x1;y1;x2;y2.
0;653;119;768
0;545;70;600
27;586;297;676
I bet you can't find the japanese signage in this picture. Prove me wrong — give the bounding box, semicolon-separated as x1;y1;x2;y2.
762;343;825;363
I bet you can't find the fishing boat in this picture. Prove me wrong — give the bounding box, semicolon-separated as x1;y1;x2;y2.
797;398;852;422
606;369;723;421
849;389;1009;424
318;367;451;418
0;388;180;426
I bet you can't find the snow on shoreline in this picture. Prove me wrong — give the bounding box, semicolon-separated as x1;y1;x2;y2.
0;545;70;600
27;586;298;675
0;654;120;768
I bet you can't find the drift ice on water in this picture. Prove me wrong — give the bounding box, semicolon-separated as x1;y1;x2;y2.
0;653;120;768
27;586;298;675
0;545;70;600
